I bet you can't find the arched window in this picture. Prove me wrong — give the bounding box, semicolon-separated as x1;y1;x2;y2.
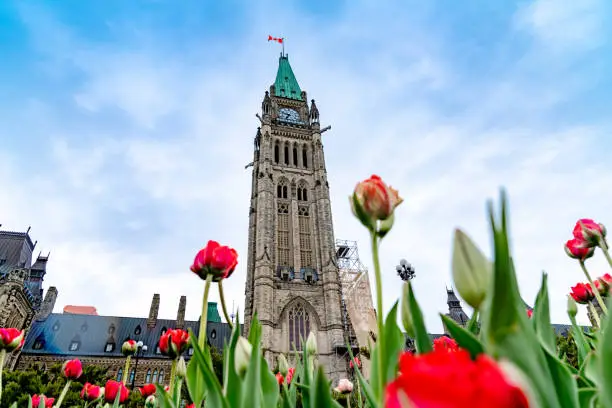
274;143;280;164
288;303;311;351
277;185;283;198
152;369;158;383
117;368;123;382
283;186;287;199
284;144;289;165
297;181;308;202
298;205;312;267
277;203;291;266
158;370;164;384
129;368;135;384
297;189;302;201
303;189;308;201
293;146;298;166
278;179;288;200
302;147;308;168
145;369;152;383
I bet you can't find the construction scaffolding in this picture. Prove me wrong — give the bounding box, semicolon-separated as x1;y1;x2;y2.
335;239;376;379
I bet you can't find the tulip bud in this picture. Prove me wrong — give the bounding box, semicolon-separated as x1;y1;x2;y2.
401;282;415;337
350;175;403;233
567;295;578;318
305;332;317;356
145;395;157;408
176;356;187;379
451;229;491;310
234;337;252;376
573;219;606;247
122;339;138;356
0;328;25;352
277;353;289;376
565;239;595;261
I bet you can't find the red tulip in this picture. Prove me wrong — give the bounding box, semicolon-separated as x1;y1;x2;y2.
159;329;190;359
104;380;130;404
573;219;606;247
570;282;595;304
385;349;529;408
526;309;533;318
139;383;157;398
122;339;138;356
351;175;403;229
276;372;284;385
81;382;104;401
190;240;238;282
62;358;83;379
349;356;362;369
565;238;595;261
600;273;612;285
186;404;195;408
31;395;54;408
0;328;25;352
433;336;459;352
286;367;295;385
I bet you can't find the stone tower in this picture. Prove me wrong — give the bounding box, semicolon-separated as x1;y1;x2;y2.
244;53;347;380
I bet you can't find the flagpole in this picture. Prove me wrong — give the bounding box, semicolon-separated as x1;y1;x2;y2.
282;38;285;56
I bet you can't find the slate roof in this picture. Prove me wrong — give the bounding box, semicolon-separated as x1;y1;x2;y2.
22;312;236;358
274;54;302;101
0;230;34;268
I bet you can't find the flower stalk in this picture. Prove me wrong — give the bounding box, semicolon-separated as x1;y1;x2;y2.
199;274;213;350
169;359;177;392
0;349;5;403
218;281;234;330
579;260;608;315
122;356;131;386
588;302;601;328
54;380;71;408
370;231;385;404
599;239;612;270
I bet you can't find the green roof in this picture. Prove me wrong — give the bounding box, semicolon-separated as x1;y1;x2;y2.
274;54;302;100
207;302;222;323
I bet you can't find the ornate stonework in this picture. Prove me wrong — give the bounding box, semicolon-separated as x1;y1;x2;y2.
244;54;348;381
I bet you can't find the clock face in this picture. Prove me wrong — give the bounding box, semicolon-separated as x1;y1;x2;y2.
278;108;302;124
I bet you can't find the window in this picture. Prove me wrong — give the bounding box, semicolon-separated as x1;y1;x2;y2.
277;179;288;199
105;342;115;352
129;369;135;384
145;369;152;383
33;340;44;350
274;144;279;164
117;368;123;382
293;147;298;166
134;325;142;335
284;144;289;165
156;345;161;354
188;348;194;356
158;370;164;384
277;203;291;267
297;183;308;202
52;322;60;331
0;259;5;266
288;303;311;350
152;370;158;383
302;147;308;168
69;341;80;351
298;206;312;268
211;329;217;340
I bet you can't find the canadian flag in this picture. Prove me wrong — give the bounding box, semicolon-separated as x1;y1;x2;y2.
268;35;283;43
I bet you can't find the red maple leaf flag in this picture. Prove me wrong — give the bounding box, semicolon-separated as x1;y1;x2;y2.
268;35;283;43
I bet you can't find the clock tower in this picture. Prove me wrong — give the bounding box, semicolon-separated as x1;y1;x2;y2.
244;53;349;379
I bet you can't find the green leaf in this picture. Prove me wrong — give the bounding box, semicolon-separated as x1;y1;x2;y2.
347;342;377;408
223;315;243;408
570;316;591;368
155;384;176;408
481;191;561;408
112;388;122;408
186;356;205;407
542;346;579;408
382;302;405;383
598;305;612;408
241;315;263;408
377;212;395;238
300;337;312;408
27;396;32;408
248;312;262;345
260;355;280;408
310;366;342;408
578;388;597;408
466;310;480;335
9;403;17;408
406;281;432;354
440;314;484;359
532;273;557;354
189;329;229;408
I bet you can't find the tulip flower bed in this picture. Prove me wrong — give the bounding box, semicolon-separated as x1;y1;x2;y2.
1;176;612;408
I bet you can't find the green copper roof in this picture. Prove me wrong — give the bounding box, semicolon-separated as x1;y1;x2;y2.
274;54;302;100
207;302;222;323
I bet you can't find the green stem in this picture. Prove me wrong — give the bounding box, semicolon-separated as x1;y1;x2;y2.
54;379;72;408
588;302;601;328
122;356;131;385
370;232;385;404
356;376;362;408
599;240;612;271
169;359;177;390
218;281;234;330
347;394;351;408
198;275;213;350
0;349;6;404
580;260;608;315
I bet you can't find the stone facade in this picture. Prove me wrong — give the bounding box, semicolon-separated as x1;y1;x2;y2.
244;54;348;380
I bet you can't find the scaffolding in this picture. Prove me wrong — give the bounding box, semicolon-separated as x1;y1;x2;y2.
334;239;376;379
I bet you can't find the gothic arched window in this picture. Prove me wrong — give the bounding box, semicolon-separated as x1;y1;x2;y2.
302;146;308;168
277;185;283;198
117;368;123;382
129;368;135;384
293;146;298;166
274;143;280;164
298;205;312;268
277;203;291;266
284;144;289;165
278;179;288;200
288;303;311;351
158;370;164;384
145;369;152;383
152;369;158;383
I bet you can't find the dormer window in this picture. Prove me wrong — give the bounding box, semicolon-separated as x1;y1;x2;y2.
105;342;115;352
134;325;142;335
33;340;44;350
69;341;80;351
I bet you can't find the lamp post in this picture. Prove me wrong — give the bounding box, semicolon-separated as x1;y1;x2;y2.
130;341;148;390
396;259;416;282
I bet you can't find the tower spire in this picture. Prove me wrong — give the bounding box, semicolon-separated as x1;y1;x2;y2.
273;53;302;100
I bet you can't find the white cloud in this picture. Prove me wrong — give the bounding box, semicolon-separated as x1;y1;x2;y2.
3;1;611;335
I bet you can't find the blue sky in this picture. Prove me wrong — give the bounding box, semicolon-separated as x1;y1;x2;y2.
1;0;612;332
